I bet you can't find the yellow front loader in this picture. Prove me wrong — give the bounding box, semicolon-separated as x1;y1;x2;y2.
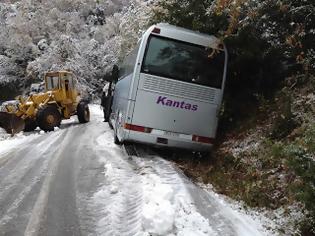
0;71;90;134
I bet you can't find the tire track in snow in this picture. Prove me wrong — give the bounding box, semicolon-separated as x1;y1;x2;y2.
92;130;143;236
93;131;217;236
132;145;217;236
0;135;43;182
135;146;266;236
0;131;65;228
24;129;72;236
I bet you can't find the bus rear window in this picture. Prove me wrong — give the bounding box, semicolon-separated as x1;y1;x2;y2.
141;35;225;89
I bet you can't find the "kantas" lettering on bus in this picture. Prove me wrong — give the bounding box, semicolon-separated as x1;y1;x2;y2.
156;96;198;111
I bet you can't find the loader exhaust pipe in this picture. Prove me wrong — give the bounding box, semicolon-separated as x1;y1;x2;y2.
0;112;25;135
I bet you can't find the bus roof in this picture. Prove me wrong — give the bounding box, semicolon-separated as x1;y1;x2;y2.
147;23;223;49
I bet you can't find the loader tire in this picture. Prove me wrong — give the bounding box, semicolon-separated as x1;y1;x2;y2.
36;105;62;132
77;101;90;123
24;118;37;132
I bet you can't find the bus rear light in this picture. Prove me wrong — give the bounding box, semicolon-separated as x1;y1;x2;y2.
124;123;152;133
192;135;214;144
152;27;161;34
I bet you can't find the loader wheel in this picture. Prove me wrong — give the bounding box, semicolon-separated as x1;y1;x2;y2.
36;105;62;132
24;118;37;132
77;101;90;123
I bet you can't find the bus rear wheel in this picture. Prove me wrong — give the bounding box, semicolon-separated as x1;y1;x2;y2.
114;132;120;144
114;115;121;145
108;119;113;129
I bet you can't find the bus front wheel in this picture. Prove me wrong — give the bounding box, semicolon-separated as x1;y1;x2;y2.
114;131;120;144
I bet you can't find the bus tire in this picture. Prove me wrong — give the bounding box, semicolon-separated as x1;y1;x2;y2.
114;125;121;144
114;114;122;145
104;99;111;122
114;132;120;144
108;119;113;129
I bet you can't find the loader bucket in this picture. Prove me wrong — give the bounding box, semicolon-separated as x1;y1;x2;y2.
0;112;25;134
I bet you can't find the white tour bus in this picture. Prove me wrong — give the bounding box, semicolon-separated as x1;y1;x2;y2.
109;23;228;151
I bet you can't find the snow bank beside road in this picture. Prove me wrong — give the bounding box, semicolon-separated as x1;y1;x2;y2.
140;166;216;236
201;184;269;236
202;184;303;236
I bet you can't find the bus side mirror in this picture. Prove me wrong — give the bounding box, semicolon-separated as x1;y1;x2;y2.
112;65;119;82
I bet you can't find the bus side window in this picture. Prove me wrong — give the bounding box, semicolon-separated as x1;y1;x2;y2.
118;41;141;80
118;61;127;80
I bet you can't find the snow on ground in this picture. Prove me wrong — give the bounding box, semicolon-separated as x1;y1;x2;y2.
210;184;304;236
200;184;270;236
89;104;104;121
0;104;92;157
94;129;143;235
90;104;270;236
0;104;271;235
200;184;305;236
94;130;217;236
0;129;40;157
139;165;216;236
257;203;305;236
0;127;10;140
0;124;68;157
90;101;268;236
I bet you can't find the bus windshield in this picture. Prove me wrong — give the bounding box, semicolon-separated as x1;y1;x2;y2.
141;35;225;89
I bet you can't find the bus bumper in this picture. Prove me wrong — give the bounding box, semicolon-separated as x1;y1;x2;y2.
125;130;213;151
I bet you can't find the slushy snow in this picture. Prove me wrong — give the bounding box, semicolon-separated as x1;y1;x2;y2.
0;109;82;157
140;170;216;236
88;104;270;236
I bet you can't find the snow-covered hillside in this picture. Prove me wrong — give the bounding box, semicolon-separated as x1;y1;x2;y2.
0;0;152;99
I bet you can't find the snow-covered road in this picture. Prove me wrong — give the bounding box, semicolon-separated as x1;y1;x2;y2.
0;105;268;236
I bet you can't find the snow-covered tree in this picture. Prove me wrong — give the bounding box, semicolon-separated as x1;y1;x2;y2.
0;0;153;100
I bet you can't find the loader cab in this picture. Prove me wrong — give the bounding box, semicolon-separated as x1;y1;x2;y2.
44;71;78;102
45;71;75;90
